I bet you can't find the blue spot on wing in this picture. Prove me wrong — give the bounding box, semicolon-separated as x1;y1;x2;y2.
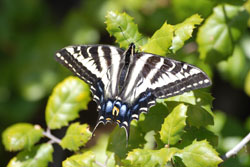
106;100;113;114
138;91;152;102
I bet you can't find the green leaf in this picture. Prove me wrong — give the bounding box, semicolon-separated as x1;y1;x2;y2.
177;140;223;167
217;44;248;88
245;70;250;96
62;151;96;167
107;122;145;159
160;103;187;145
2;123;43;151
138;102;170;133
46;76;91;129
173;156;186;167
165;90;214;127
7;143;53;167
107;126;128;159
105;11;145;49
125;148;178;167
142;22;174;55
171;14;203;53
179;126;219;148
60;122;92;151
187;105;214;127
197;4;249;63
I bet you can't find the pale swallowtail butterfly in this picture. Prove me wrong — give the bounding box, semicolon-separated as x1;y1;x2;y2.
55;43;211;140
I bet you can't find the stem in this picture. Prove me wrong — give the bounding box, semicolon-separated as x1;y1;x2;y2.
222;132;250;161
43;128;61;144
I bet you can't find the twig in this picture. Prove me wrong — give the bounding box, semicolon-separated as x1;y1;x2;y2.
221;132;250;161
43;128;61;144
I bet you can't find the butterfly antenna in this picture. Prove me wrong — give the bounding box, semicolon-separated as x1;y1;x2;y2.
134;35;145;51
118;26;145;52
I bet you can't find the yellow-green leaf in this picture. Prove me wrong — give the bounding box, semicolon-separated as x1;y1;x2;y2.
7;143;53;167
171;14;203;53
61;122;92;151
46;76;91;129
142;22;174;55
125;148;178;167
2;123;43;151
62;151;96;167
177;140;223;167
160;103;187;145
106;11;145;49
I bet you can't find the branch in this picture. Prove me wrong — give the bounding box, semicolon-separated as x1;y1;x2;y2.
221;132;250;161
43;128;61;144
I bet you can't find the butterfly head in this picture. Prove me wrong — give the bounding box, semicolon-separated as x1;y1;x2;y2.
128;43;136;54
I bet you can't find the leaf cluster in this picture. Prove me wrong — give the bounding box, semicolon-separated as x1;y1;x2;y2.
2;77;92;167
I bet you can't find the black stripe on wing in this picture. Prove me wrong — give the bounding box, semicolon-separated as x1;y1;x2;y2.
55;47;97;84
141;54;212;99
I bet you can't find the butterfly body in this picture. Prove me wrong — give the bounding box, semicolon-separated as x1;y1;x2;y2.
55;43;211;139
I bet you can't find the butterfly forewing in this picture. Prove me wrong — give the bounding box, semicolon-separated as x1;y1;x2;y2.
55;45;125;101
